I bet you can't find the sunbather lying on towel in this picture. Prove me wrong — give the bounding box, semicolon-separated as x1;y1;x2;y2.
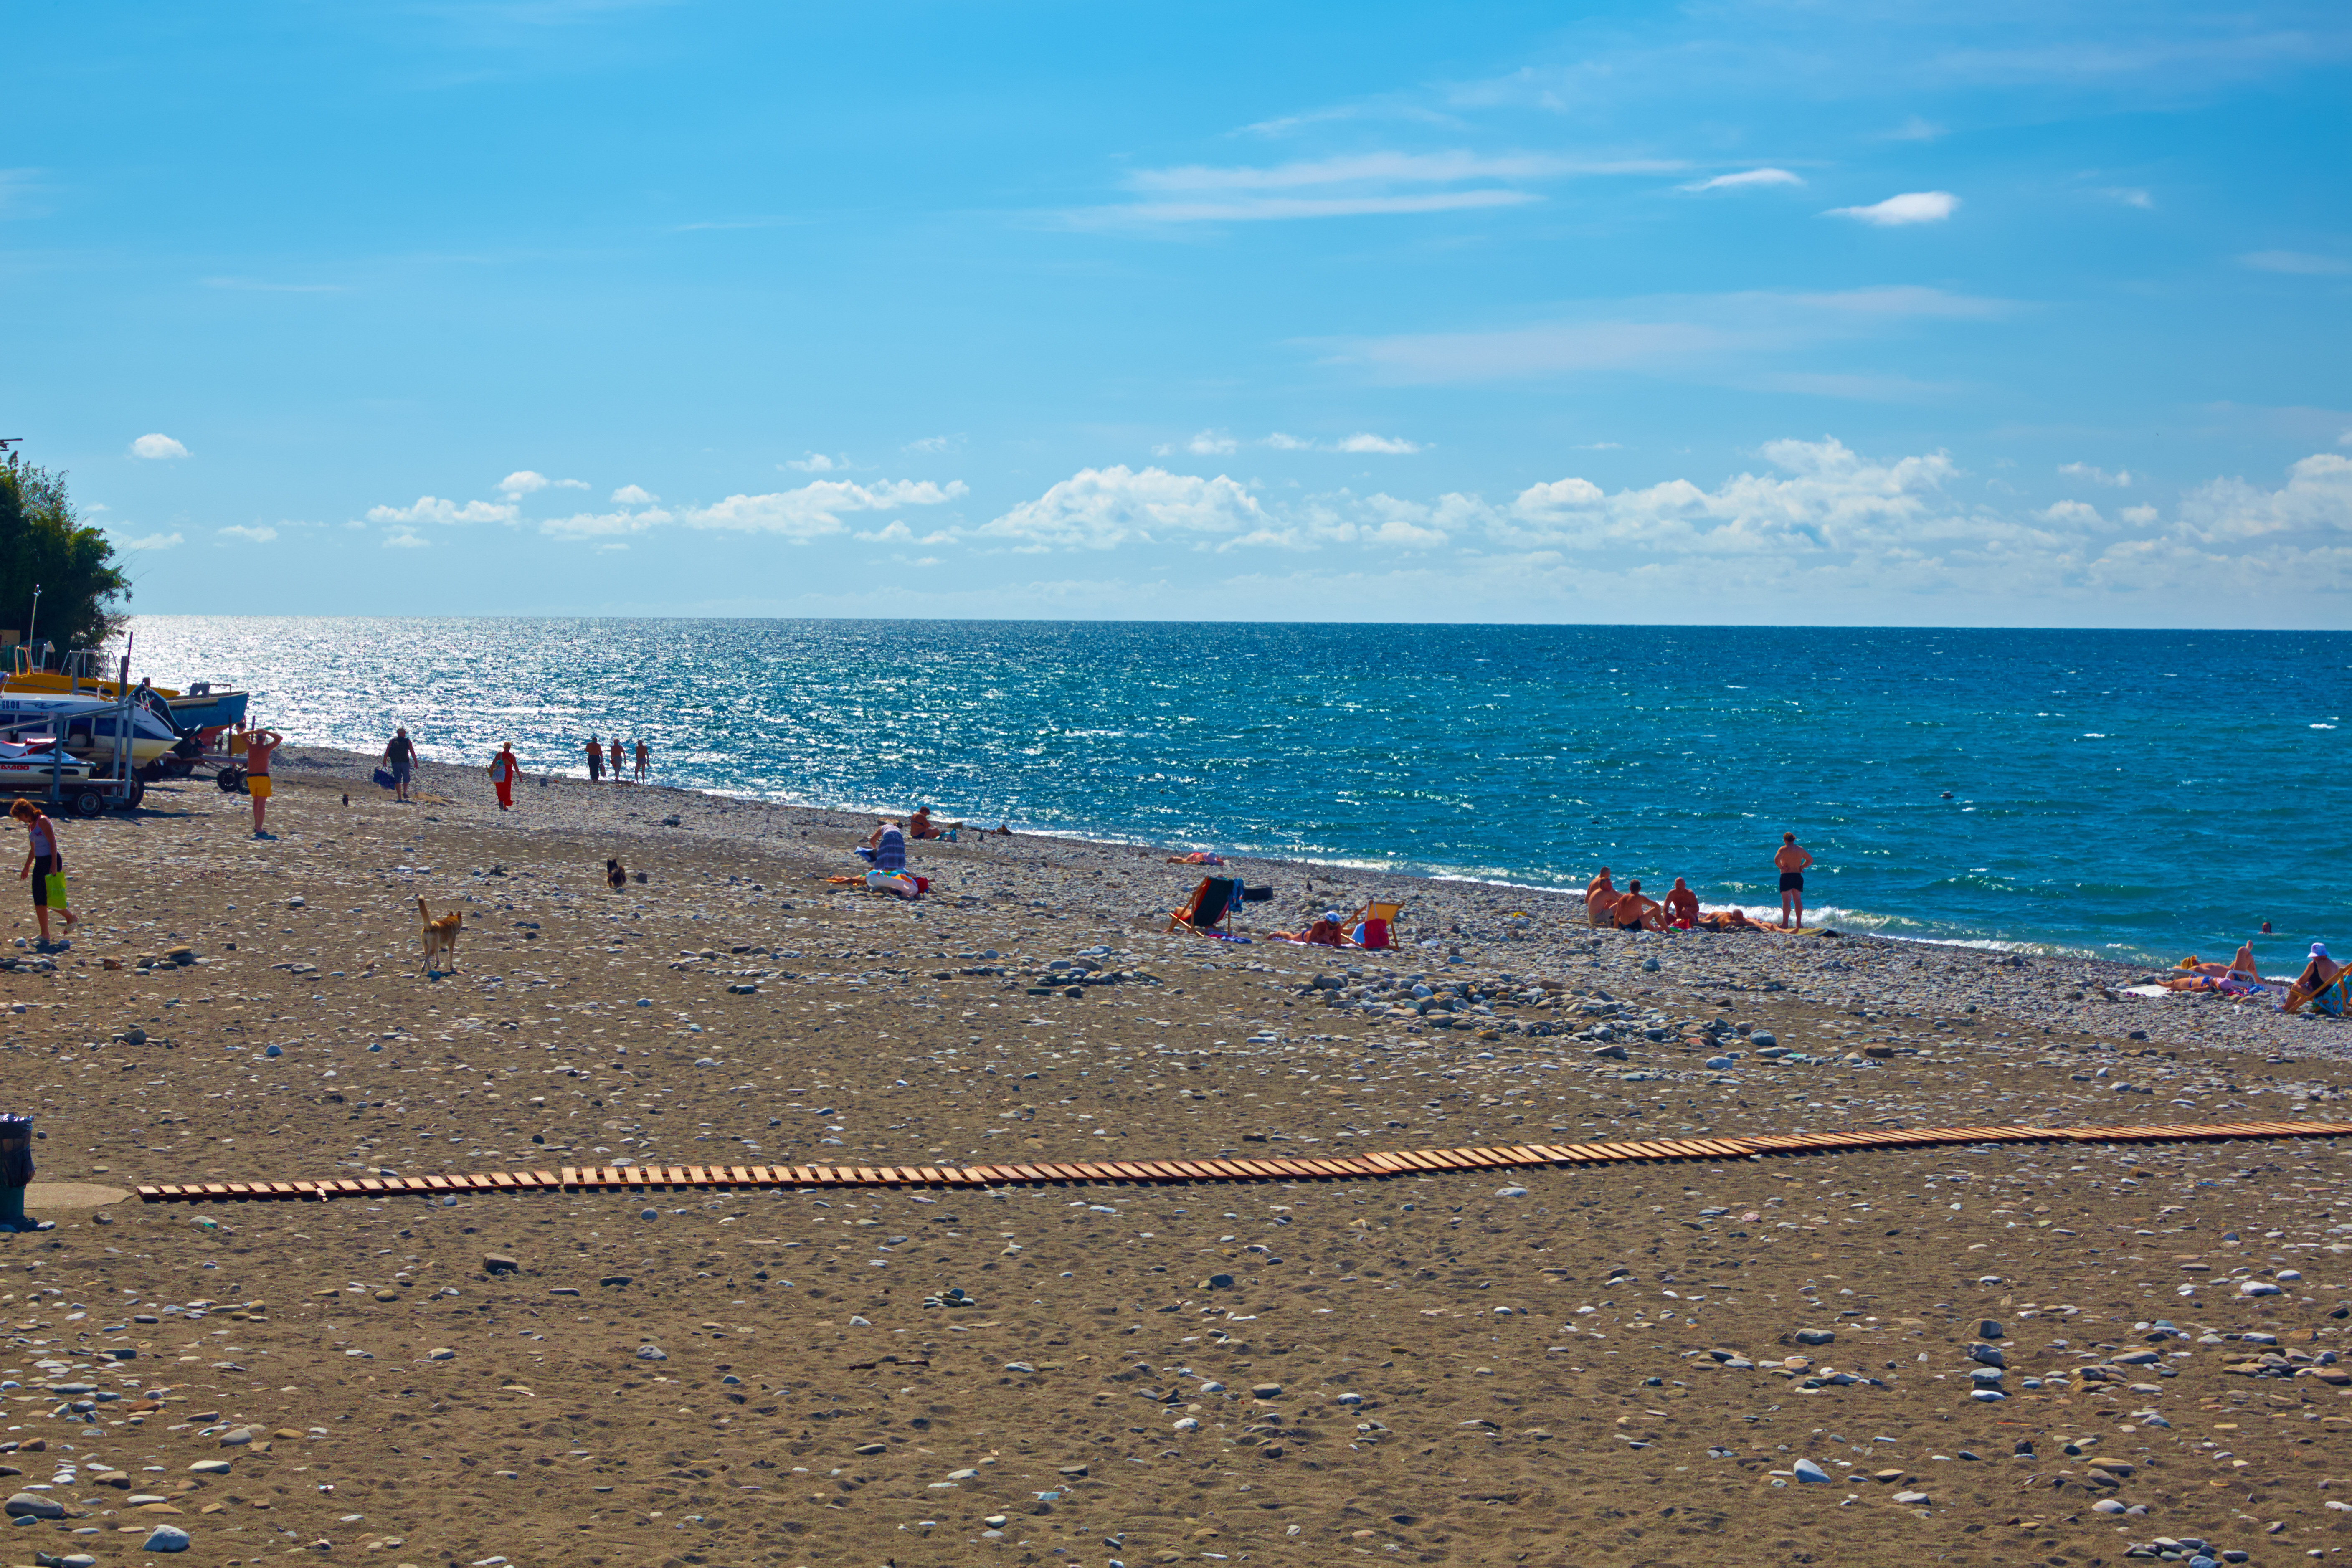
1168;850;1225;866
1695;907;1762;932
1270;911;1350;947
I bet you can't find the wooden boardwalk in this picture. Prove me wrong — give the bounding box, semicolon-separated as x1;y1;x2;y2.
131;1118;2352;1203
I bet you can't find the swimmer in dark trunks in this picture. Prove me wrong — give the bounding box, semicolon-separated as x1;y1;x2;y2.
1774;832;1813;930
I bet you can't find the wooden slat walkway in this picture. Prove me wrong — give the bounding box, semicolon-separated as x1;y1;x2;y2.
131;1119;2352;1203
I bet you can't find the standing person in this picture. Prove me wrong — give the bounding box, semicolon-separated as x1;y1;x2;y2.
607;736;624;780
633;737;649;783
584;735;604;782
246;724;283;838
1774;832;1814;930
489;741;519;811
13;799;78;946
381;726;416;805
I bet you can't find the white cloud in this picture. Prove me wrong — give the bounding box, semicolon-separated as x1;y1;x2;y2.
542;477;966;543
1680;167;1804;193
382;528;428;550
130;433;189;460
2119;504;2158;524
1825;190;1959;226
2098;186;2154;209
2241;250;2352;276
610;484;659;505
116;531;183;550
1186;431;1239;456
1882;117;1946;142
786;453;844;473
218;524;278;544
1118;190;1540;223
1495;437;1965;555
1333;433;1423;455
2059;462;2132;486
2176;453;2352;543
903;435;961;454
366;495;521;525
498;471;588;496
2038;499;2103;525
978;466;1267;550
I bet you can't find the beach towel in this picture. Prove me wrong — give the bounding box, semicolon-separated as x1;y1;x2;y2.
2306;973;2352;1017
373;767;396;789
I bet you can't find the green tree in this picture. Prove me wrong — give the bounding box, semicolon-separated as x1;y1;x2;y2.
0;457;132;653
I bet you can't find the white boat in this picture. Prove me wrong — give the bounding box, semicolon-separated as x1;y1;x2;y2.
0;740;91;790
0;692;182;767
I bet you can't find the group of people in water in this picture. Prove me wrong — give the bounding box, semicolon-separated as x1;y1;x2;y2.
1585;834;1817;933
583;735;651;784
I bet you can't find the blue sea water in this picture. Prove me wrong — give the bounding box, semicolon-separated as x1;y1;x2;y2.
121;617;2350;965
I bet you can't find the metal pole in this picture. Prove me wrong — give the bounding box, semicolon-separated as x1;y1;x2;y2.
24;585;38;653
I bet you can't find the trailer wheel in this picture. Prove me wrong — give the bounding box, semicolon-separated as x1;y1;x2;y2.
71;789;104;819
121;777;147;812
215;766;246;794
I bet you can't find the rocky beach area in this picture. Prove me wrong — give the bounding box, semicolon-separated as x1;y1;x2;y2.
2;744;2349;1568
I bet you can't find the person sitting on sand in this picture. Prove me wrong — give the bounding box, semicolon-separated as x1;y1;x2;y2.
1585;866;1620;927
1612;878;1667;932
908;805;962;841
1664;877;1700;929
1271;909;1349;947
857;819;908;874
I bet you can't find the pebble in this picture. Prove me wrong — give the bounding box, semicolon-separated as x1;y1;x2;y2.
188;1460;231;1476
2095;1499;2128;1515
1495;1185;1529;1198
1173;1417;1199;1431
2240;1282;2282;1298
4;1492;64;1519
635;1345;667;1361
1792;1459;1830;1483
483;1254;519;1275
1795;1329;1835;1346
1893;1490;1930;1505
142;1523;192;1552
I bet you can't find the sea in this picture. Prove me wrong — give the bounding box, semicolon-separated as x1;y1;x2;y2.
121;618;2349;967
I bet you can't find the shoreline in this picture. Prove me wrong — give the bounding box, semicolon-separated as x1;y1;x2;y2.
270;740;2340;1065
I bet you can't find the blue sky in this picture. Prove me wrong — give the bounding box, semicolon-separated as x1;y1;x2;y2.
5;0;2348;626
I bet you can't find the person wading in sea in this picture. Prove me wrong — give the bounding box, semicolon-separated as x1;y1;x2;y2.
247;724;284;837
1775;832;1814;930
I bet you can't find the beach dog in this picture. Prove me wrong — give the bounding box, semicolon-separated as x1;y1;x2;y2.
418;896;463;975
606;857;627;891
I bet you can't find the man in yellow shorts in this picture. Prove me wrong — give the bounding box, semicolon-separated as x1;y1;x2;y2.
245;725;282;839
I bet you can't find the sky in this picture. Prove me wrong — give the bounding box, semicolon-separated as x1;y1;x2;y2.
3;0;2349;626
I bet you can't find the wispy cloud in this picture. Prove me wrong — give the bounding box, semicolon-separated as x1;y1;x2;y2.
540;477;966;543
383;528;428;550
1332;433;1424;455
1323;285;2009;385
786;453;847;473
2241;250;2351;275
115;531;183;550
610;484;657;504
2059;461;2132;486
1825;190;1960;226
199;277;348;294
903;434;962;454
1881;116;1946;142
2097;186;2154;209
1158;431;1426;458
129;433;189;460
1680;167;1804;193
218;524;278;544
1094;148;1679;223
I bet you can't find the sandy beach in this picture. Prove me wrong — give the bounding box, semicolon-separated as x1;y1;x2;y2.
3;747;2349;1568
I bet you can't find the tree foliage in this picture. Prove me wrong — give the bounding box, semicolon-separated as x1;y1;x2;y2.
0;458;132;653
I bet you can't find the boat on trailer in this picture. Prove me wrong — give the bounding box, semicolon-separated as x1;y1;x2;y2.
0;645;250;737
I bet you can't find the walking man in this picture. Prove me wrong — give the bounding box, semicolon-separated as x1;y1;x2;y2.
607;736;624;780
634;737;649;783
1774;832;1814;930
246;724;284;837
489;741;519;811
381;726;416;804
584;735;603;782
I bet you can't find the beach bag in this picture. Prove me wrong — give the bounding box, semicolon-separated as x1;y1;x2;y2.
373;767;396;789
1356;917;1391;950
43;872;67;909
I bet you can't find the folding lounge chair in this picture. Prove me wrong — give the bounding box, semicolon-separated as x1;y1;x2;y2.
1168;875;1243;936
1347;898;1402;950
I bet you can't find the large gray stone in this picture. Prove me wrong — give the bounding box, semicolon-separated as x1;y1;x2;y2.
4;1492;64;1519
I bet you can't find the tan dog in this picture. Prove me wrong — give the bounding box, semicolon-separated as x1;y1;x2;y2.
418;896;463;975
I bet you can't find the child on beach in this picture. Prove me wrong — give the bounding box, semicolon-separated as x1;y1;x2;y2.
13;799;77;945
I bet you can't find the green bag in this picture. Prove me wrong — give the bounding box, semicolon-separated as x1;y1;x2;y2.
42;871;67;909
